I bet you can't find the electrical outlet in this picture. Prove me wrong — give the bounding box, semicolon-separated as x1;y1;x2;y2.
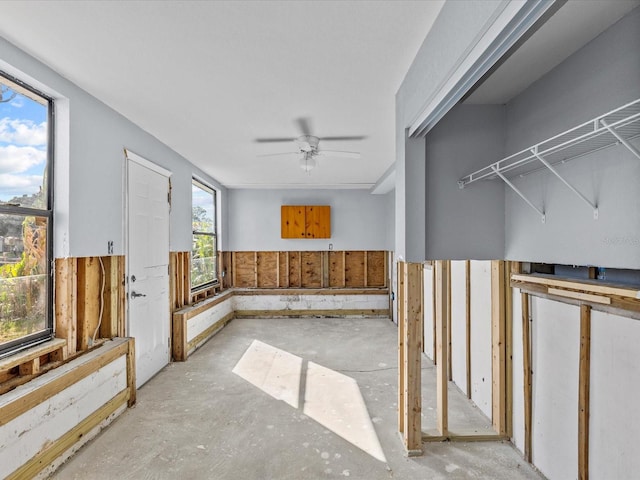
328;243;333;251
107;240;114;255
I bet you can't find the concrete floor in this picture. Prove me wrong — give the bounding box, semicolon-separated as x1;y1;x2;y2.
53;317;543;480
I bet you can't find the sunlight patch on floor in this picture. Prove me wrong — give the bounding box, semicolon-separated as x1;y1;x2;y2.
232;339;387;462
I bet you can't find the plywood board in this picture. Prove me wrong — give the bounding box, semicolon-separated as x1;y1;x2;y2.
55;258;77;356
256;251;278;288
300;251;322;288
329;251;345;287
278;252;289;288
234;252;257;287
77;257;101;351
366;251;386;287
288;252;301;288
345;251;365;287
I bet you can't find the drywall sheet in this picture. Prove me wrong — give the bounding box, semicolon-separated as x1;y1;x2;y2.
510;289;525;454
423;265;434;361
531;297;579;480
450;260;467;395
469;260;492;419
590;310;640;479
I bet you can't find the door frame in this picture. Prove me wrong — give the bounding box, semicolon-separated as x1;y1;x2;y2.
123;148;172;339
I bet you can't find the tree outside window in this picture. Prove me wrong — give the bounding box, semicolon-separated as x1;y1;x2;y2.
191;180;217;290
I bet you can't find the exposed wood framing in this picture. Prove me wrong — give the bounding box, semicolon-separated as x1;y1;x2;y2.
398;262;406;434
579;304;591;480
491;260;507;435
403;262;423;455
55;258;77;356
54;256;125;358
512;273;640;318
521;292;533;463
435;260;449;435
423;430;509;442
447;264;452;382
4;338;133;480
432;265;437;365
397;262;423;455
465;260;471;399
224;251;389;290
505;261;513;438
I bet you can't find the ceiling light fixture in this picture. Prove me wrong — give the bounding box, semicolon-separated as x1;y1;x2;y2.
299;151;316;173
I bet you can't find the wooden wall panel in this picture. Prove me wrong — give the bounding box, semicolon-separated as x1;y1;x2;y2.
366;251;386;287
76;257;101;351
329;251;346;287
257;251;278;288
234;252;257;287
301;251;322;288
345;251;365;287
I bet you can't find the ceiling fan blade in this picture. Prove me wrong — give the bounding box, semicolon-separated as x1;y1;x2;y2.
295;117;312;136
320;136;367;142
257;152;300;158
255;137;297;143
316;150;361;159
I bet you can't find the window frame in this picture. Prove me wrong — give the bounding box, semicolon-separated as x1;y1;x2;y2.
0;70;54;359
191;178;218;293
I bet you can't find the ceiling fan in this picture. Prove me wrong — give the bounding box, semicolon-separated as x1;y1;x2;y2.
255;118;366;172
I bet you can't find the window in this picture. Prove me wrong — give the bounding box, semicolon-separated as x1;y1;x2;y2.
0;71;53;358
191;179;217;291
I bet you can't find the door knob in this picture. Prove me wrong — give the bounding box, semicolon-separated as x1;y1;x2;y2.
131;291;146;298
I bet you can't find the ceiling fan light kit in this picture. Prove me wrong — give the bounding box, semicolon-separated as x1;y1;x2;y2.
300;152;317;172
256;117;364;173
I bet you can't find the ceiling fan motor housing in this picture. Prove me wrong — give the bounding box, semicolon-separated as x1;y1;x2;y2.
296;135;320;153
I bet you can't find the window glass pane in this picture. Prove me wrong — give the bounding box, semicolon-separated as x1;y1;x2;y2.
192;183;215;233
0;79;49;208
191;233;216;288
0;213;48;346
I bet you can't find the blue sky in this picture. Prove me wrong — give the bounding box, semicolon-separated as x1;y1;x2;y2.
0;83;48;202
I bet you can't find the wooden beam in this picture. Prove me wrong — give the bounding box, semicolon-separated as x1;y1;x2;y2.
435;260;449;435
447;263;452;382
364;251;368;288
232;252;237;288
398;261;406;434
102;256;120;338
505;261;513;438
511;273;639;299
465;260;471;399
55;257;77;356
432;265;437;365
403;263;423;455
579;304;591;480
521;292;532;463
77;257;102;351
118;256;126;337
491;260;507;435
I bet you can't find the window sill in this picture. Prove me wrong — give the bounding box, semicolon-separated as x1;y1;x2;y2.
0;337;68;394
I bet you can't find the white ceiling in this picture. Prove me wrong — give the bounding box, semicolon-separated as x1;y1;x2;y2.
0;0;445;189
466;0;640;104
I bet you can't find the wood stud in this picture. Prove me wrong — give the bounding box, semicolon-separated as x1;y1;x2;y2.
579;304;591;480
491;260;507;435
435;260;449;435
521;292;533;463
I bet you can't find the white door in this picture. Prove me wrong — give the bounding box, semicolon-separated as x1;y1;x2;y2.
127;156;170;388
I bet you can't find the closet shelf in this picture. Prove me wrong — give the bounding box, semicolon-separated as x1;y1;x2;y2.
458;98;640;223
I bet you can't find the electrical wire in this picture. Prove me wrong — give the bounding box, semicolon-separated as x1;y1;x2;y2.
91;257;106;346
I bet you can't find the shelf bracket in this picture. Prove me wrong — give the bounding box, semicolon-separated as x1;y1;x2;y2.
491;165;545;223
600;119;640;161
531;147;598;220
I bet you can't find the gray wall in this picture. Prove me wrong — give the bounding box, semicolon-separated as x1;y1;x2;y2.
425;104;506;260
226;189;393;251
0;35;226;257
395;0;510;260
504;7;640;268
404;132;425;262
